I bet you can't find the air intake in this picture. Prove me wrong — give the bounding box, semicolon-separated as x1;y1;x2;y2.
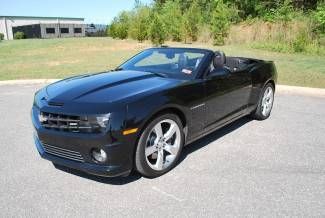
48;101;64;107
42;142;84;162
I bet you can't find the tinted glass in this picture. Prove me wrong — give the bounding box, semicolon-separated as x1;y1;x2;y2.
60;28;69;34
119;48;207;79
46;28;55;34
74;28;82;33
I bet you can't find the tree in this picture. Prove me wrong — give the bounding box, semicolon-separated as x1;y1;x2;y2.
107;0;323;46
314;2;325;33
161;0;183;41
116;11;130;39
129;6;151;42
107;19;118;38
182;0;201;42
210;0;233;45
108;11;130;39
149;12;167;45
292;0;318;10
262;0;295;22
224;0;262;18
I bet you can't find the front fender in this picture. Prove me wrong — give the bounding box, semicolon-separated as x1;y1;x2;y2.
125;93;189;135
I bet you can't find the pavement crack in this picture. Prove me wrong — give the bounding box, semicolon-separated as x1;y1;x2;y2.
152;186;186;202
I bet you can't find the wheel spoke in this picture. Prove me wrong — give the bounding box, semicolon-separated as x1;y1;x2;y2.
145;145;157;156
164;123;177;141
262;104;266;115
154;123;163;138
262;98;267;108
155;150;164;170
260;87;274;116
164;143;178;155
266;89;272;98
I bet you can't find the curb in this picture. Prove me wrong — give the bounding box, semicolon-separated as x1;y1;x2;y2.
0;79;59;85
0;79;324;97
276;85;325;97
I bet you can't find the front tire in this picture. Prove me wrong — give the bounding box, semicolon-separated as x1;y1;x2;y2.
135;113;184;178
251;83;275;120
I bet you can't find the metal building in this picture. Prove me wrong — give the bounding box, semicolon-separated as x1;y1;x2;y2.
0;16;85;40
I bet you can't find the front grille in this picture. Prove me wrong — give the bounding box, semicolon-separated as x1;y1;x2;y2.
39;112;96;133
42;142;84;162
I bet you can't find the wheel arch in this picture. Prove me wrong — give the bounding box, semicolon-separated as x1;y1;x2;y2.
131;106;188;172
140;106;188;133
265;79;275;90
258;79;275;104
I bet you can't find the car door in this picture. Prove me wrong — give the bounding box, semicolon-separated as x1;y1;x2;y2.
204;63;251;131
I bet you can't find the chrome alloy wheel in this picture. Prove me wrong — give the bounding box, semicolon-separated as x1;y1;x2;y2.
145;119;181;171
261;86;274;116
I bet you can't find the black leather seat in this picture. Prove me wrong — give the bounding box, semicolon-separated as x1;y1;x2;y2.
225;57;247;72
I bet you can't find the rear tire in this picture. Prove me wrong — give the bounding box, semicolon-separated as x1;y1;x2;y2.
251;83;274;120
135;113;184;178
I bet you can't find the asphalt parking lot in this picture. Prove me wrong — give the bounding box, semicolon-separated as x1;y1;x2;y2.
0;84;324;217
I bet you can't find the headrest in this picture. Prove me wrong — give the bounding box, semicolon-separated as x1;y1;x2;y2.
213;51;226;68
178;53;188;69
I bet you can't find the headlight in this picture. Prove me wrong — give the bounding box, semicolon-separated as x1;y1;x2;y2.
38;113;48;123
96;114;110;128
33;89;42;108
84;113;111;132
33;94;38;107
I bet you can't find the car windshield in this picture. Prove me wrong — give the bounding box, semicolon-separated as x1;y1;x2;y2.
118;48;208;79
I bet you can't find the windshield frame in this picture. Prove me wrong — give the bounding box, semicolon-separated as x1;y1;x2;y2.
117;47;212;80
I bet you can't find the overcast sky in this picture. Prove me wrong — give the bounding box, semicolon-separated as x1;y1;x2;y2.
0;0;152;24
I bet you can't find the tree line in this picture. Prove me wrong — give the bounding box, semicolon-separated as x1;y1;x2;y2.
107;0;325;45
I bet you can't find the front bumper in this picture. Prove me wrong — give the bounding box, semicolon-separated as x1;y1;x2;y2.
34;135;131;177
32;106;134;178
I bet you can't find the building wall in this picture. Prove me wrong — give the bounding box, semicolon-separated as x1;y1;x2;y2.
40;23;60;39
0;17;9;40
40;23;85;39
57;23;71;38
71;24;85;37
0;16;84;40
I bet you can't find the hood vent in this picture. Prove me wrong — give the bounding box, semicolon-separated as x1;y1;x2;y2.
48;101;64;107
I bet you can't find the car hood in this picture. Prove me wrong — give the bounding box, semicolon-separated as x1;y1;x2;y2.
45;70;181;104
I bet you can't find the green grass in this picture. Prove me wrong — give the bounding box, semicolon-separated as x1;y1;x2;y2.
0;37;325;88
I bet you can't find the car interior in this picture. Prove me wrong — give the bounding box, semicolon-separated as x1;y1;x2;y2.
212;51;259;74
131;52;205;78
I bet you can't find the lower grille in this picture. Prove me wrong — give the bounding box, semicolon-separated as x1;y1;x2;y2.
42;143;84;162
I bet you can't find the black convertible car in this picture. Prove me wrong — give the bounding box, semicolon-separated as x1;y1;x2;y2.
32;47;277;178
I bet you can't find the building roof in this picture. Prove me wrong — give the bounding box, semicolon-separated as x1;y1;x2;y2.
0;15;84;21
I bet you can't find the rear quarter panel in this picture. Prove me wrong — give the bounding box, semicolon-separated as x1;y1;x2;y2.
248;60;277;108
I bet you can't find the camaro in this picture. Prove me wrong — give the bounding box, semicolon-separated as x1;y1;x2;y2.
32;47;277;178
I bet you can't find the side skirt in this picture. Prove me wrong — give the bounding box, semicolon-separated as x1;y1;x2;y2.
184;111;250;146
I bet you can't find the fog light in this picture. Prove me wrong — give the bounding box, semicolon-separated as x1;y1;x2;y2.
91;148;107;163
